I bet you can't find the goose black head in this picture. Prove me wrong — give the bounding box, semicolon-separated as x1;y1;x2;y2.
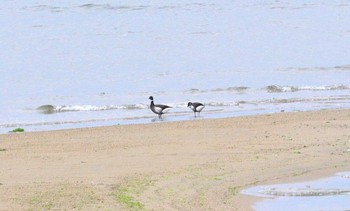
149;96;154;101
187;102;192;107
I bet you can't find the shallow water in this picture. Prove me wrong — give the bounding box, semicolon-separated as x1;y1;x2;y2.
242;172;350;211
1;1;350;133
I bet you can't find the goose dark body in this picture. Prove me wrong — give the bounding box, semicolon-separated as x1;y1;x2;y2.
188;102;205;117
149;96;172;118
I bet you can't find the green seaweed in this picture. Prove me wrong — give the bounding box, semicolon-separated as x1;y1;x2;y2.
10;128;25;133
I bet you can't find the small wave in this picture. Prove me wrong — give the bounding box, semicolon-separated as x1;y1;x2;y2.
260;96;350;104
261;187;350;197
79;3;107;9
207;101;238;107
278;64;350;72
79;4;149;11
264;85;350;93
185;86;250;94
212;86;250;92
334;65;350;71
37;104;148;114
22;5;68;13
185;88;203;94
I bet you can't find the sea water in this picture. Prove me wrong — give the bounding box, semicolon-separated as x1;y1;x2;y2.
242;172;350;210
1;1;350;133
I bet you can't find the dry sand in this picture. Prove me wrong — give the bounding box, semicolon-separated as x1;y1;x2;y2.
0;109;349;210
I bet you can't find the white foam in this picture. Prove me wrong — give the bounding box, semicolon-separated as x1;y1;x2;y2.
35;104;149;114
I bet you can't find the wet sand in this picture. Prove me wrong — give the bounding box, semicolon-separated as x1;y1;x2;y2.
0;109;349;210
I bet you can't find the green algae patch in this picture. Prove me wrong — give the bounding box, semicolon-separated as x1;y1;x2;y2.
113;177;154;210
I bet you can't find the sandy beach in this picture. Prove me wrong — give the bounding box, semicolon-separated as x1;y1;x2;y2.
0;109;349;210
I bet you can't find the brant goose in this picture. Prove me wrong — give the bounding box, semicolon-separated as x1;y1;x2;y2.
149;96;172;118
188;102;205;117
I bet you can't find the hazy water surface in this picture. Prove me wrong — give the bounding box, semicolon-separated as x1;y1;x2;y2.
1;1;350;133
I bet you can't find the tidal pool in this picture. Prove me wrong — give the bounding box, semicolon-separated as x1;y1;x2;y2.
242;172;350;210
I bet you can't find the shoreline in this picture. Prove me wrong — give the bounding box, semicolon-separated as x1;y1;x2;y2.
1;109;349;210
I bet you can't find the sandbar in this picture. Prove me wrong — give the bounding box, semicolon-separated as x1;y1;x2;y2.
0;109;349;210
